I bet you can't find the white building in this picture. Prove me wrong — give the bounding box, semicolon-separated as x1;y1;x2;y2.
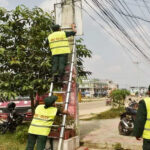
79;78;118;98
130;87;147;96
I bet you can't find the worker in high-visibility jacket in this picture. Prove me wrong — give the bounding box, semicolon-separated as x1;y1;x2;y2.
48;23;76;82
133;85;150;150
26;95;58;150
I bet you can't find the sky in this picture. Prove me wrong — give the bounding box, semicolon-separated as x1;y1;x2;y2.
1;0;150;89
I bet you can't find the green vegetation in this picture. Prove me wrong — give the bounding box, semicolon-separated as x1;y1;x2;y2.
0;5;92;111
82;107;125;120
112;143;131;150
15;124;29;143
0;133;26;150
110;89;130;108
0;123;29;150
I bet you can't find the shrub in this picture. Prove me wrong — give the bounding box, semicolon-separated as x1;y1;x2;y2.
82;107;125;120
94;107;125;119
112;143;131;150
15;123;29;143
110;89;130;108
113;143;124;150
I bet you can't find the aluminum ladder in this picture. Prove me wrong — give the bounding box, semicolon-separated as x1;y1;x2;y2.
48;38;76;150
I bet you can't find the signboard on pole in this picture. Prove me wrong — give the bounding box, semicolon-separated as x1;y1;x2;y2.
54;0;83;35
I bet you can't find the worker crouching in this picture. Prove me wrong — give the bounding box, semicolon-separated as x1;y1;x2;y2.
26;96;58;150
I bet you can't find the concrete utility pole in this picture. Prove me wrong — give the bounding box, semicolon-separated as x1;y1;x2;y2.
56;0;80;150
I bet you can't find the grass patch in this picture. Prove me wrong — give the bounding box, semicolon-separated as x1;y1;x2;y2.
0;133;26;150
0;123;29;150
82;107;125;120
112;143;131;150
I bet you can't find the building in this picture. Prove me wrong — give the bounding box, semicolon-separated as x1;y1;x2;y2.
130;86;147;96
79;78;118;98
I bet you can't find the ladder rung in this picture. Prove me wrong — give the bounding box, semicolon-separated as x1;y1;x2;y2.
53;91;72;94
53;91;66;94
64;102;69;104
62;81;69;83
51;125;60;127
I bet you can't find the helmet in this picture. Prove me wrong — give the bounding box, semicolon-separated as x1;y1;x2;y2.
7;102;16;111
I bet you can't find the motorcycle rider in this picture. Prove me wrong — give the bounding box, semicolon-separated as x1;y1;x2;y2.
133;85;150;150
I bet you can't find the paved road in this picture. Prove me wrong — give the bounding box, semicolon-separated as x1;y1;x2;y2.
79;100;111;119
80;118;142;150
78;100;142;150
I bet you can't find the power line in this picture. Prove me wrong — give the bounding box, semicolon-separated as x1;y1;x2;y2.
91;0;150;61
80;1;140;62
142;0;150;16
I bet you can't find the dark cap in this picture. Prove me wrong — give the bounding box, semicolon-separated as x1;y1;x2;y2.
44;96;58;108
52;24;61;31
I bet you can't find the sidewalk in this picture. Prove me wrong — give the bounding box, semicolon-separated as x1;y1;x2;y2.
80;118;142;150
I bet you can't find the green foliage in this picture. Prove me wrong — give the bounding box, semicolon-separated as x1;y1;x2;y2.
15;124;29;143
0;5;54;100
54;104;75;127
110;89;130;108
76;38;92;76
0;132;26;150
0;5;92;103
95;108;125;119
82;108;125;120
112;143;124;150
112;143;130;150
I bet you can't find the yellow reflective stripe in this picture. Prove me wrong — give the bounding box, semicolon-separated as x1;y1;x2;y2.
144;128;150;131
51;46;69;50
31;124;51;128
147;118;150;121
50;40;68;44
33;117;54;122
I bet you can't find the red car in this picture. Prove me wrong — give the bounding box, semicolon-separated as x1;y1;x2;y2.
0;96;32;121
0;94;49;121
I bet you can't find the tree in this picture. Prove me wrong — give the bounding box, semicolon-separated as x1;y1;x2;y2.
110;89;130;108
0;5;92;111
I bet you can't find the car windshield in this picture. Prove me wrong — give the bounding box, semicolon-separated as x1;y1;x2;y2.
10;96;30;101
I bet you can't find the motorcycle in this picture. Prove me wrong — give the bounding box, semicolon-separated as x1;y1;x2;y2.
0;102;24;134
118;99;138;136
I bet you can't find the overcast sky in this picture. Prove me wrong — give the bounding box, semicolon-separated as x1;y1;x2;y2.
1;0;150;89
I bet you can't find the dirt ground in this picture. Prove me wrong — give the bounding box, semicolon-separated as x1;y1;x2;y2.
80;118;143;150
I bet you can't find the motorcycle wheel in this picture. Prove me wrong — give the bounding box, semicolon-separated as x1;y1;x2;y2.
118;121;126;135
118;121;132;136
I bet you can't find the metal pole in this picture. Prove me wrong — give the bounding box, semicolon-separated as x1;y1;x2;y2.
57;38;76;150
49;82;53;96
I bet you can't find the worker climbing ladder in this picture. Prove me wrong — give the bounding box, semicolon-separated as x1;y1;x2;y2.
48;38;77;150
47;0;83;149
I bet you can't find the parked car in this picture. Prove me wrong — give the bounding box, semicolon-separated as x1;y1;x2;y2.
0;96;32;121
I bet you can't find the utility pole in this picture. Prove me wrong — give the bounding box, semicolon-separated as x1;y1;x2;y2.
54;0;82;150
57;1;75;149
